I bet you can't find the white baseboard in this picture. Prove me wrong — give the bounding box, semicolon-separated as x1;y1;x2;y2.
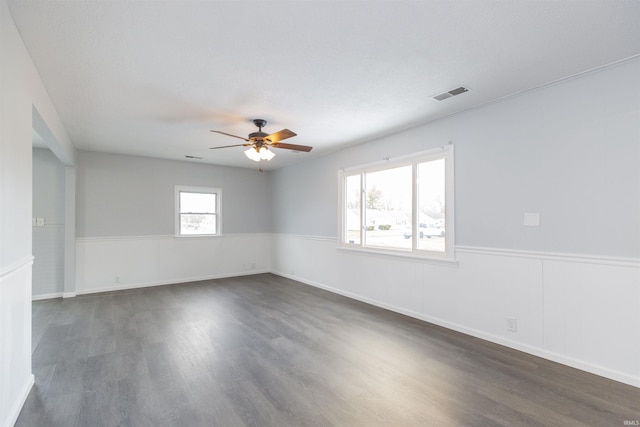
32;292;63;301
272;270;640;389
4;373;34;427
76;269;270;296
32;292;78;300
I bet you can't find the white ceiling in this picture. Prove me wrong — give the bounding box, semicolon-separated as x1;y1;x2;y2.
9;0;640;170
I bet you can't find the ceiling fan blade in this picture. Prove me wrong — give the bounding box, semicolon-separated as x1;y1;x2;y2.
265;129;296;143
209;143;251;150
211;130;250;141
271;142;313;152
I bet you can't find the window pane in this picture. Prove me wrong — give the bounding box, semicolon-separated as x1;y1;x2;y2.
180;213;217;235
364;165;412;249
180;192;216;214
417;159;445;252
344;174;361;244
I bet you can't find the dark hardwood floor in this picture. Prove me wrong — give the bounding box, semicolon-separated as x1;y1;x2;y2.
17;273;640;426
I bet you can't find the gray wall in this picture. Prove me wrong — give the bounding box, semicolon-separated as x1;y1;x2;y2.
32;148;65;296
33;148;65;222
271;59;640;258
76;151;272;237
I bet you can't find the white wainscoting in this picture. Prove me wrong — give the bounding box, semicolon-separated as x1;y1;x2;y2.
75;233;271;295
271;234;640;388
0;256;35;427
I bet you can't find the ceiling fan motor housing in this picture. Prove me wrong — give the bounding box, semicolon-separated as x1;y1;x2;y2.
249;131;269;141
249;132;269;145
249;119;269;143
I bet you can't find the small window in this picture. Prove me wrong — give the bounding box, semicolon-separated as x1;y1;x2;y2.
339;146;454;260
175;186;221;236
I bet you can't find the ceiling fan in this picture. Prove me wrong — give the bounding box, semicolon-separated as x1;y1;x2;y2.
210;119;313;162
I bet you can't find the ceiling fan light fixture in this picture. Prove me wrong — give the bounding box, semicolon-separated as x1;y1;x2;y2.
244;146;275;162
244;147;261;162
259;147;275;161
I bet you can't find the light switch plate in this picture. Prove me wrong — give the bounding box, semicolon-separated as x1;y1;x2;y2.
523;212;540;227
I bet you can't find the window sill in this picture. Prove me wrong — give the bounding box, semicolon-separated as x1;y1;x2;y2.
337;245;458;267
174;234;223;238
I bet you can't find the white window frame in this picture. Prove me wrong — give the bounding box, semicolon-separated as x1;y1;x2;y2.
174;185;222;237
338;145;455;262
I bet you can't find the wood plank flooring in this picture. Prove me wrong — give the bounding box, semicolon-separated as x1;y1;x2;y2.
17;274;640;426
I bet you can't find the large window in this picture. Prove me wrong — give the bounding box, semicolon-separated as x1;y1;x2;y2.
339;146;454;260
175;186;221;236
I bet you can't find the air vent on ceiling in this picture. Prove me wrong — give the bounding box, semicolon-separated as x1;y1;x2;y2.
433;86;469;101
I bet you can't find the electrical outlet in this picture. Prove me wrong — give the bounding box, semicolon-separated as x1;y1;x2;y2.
36;217;45;227
506;317;518;332
114;276;121;284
